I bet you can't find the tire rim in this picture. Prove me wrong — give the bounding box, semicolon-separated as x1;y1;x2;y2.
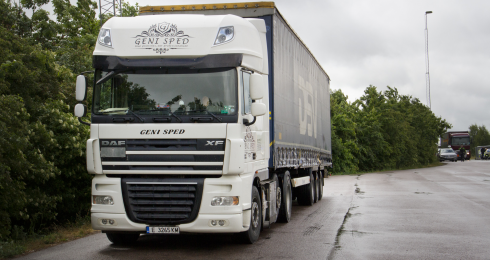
251;201;259;228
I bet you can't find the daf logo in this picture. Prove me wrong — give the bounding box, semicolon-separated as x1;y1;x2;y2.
101;141;126;146
205;141;224;146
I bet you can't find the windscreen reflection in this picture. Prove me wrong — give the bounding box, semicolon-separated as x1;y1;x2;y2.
93;68;237;116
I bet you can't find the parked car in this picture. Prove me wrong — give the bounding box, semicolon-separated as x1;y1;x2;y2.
437;148;457;162
484;149;490;160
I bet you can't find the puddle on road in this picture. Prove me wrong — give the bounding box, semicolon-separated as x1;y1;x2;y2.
327;205;363;259
355;187;365;195
343;230;371;237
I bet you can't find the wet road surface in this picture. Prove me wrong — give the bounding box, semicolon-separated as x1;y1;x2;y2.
17;160;490;259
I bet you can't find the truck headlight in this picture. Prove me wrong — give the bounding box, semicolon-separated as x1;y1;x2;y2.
211;196;239;206
214;26;234;45
98;28;113;48
93;195;114;205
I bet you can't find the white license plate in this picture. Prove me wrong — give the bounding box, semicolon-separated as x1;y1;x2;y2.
146;226;180;234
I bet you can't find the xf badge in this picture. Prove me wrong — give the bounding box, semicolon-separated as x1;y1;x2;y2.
205;141;224;146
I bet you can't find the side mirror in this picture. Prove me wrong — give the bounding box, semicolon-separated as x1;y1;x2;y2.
249;74;263;100
74;103;87;117
76;75;88;101
251;102;266;116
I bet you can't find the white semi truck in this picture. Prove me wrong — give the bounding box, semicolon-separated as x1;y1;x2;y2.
74;1;332;244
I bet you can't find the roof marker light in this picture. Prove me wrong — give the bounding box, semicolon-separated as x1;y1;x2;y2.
214;26;234;46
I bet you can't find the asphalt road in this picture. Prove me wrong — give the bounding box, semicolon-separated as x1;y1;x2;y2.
17;160;490;260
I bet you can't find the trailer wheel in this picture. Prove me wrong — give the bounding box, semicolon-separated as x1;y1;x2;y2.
313;172;319;203
297;171;315;206
106;232;140;245
317;171;323;201
277;171;292;223
240;185;261;244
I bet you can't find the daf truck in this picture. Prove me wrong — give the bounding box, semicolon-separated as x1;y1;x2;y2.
74;1;332;244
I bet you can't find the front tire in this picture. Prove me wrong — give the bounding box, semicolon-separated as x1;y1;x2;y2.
240;186;261;244
106;232;140;245
277;171;292;223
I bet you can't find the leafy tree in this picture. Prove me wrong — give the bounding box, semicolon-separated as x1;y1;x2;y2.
0;0;95;238
0;95;59;238
330;89;358;173
469;124;490;152
122;1;139;17
330;85;451;174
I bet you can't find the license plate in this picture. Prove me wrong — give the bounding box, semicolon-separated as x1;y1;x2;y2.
146;226;180;234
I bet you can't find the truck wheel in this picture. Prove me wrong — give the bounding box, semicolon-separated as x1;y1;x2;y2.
277;171;292;223
269;174;281;224
313;172;319;203
317;171;323;201
297;171;314;206
240;185;261;244
106;232;140;245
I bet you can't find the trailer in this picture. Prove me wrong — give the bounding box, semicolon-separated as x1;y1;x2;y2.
74;1;332;245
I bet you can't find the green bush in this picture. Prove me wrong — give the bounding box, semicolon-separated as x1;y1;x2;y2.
0;0;93;239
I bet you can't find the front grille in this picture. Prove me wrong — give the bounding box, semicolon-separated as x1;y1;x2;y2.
100;139;225;174
122;178;204;225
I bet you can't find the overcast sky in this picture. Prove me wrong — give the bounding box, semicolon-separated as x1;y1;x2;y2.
48;0;490;131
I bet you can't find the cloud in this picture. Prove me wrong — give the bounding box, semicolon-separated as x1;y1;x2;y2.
50;0;490;131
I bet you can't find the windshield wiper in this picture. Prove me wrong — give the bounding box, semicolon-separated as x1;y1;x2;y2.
169;111;182;122
205;109;222;122
187;110;222;122
127;109;144;122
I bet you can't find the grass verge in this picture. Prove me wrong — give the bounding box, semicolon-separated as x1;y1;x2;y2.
0;217;100;259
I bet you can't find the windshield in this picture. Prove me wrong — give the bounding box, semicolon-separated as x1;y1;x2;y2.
452;137;470;146
442;149;454;153
93;68;237;117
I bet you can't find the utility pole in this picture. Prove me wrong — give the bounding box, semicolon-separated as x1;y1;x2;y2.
99;0;122;26
425;11;433;110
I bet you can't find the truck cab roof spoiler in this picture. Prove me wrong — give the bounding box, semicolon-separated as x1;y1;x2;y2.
93;54;243;70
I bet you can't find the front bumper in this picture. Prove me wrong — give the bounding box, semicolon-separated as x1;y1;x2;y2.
439;156;456;161
92;211;250;233
91;172;255;233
